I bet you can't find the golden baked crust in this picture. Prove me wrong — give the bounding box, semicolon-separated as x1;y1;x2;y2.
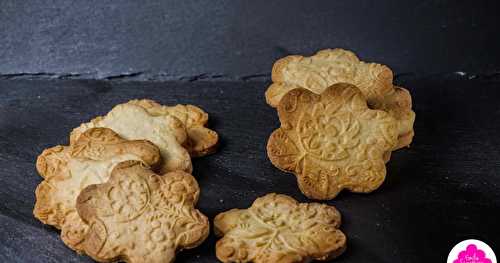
265;48;415;149
214;193;346;262
267;83;398;200
127;99;218;157
34;128;161;252
76;160;209;263
70;103;192;173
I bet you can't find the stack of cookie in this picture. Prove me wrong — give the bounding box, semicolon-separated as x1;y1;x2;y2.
34;99;217;262
266;48;415;200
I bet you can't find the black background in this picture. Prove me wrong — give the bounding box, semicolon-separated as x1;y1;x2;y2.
0;1;499;262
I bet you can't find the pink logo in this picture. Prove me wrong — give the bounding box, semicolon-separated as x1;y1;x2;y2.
454;244;492;263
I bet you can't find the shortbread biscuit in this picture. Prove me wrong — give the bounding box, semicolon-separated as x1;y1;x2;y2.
267;83;398;200
70;103;192;173
214;193;346;262
76;160;209;263
265;48;415;149
127;99;218;157
34;128;161;252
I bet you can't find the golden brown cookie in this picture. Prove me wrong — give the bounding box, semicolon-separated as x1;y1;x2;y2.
127;99;218;157
265;48;415;149
214;193;346;262
76;160;209;263
34;128;161;252
267;83;398;200
70;103;192;173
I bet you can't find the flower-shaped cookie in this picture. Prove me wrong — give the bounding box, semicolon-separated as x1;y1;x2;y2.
76;160;209;263
70;103;192;173
34;128;161;252
265;48;415;149
127;99;219;157
214;193;346;262
267;83;398;200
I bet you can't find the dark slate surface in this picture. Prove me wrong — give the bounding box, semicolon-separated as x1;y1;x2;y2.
1;1;500;80
0;79;499;262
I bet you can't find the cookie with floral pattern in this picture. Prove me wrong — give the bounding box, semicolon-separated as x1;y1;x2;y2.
76;160;209;263
214;193;346;262
267;83;398;200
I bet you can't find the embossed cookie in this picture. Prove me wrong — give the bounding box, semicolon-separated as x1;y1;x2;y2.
214;193;346;262
70;103;192;173
76;160;209;263
127;99;219;157
34;128;161;252
265;48;415;149
267;83;398;200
